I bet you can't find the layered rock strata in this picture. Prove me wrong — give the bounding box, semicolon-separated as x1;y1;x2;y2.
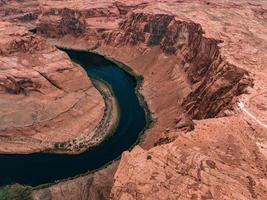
111;117;267;200
33;161;119;200
0;0;266;199
0;21;105;153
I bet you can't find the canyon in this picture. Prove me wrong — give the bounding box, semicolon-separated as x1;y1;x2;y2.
0;21;109;154
0;0;266;200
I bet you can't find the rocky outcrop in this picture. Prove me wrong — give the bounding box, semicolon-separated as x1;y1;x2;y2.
33;0;264;145
0;0;40;23
114;2;149;16
182;61;252;119
37;8;86;38
101;12;253;120
103;13;174;46
31;0;267;199
0;1;266;200
0;76;41;95
0;21;105;153
33;162;119;200
0;34;47;55
111;117;267;200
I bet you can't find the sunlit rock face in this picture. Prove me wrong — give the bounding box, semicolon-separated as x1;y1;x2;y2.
101;12;252;119
0;21;104;153
111;117;267;200
0;0;266;199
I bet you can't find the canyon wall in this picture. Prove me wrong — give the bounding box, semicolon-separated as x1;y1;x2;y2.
111;117;267;200
101;12;253;119
0;21;105;153
0;0;266;199
33;1;267;199
35;6;254;148
36;9;252;123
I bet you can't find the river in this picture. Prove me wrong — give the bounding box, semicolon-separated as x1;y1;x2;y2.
0;50;147;186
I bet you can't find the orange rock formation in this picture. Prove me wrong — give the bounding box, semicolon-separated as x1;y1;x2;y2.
0;0;266;199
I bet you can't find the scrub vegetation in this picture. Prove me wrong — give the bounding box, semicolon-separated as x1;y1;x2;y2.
0;184;32;200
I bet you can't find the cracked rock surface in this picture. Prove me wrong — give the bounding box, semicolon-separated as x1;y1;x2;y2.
0;0;266;199
111;117;267;200
0;21;104;153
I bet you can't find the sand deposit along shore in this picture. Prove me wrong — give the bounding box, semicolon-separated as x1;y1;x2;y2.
0;0;266;199
0;49;148;187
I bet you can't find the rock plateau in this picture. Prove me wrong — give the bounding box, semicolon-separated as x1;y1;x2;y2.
0;21;105;153
0;0;266;199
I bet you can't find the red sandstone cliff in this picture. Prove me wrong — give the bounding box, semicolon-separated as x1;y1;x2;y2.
0;21;105;153
0;0;266;199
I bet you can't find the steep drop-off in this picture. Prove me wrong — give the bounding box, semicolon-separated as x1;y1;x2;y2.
32;1;267;199
0;0;266;199
35;9;253;147
0;21;105;153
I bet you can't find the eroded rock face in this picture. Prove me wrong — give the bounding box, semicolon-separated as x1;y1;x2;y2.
0;21;104;153
104;13;175;46
101;12;253;119
0;0;40;23
37;8;86;38
0;1;266;200
111;117;267;200
33;162;119;200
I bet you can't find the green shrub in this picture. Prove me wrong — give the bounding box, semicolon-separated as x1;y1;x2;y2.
0;184;32;200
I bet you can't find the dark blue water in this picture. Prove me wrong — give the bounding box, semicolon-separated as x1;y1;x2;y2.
0;50;147;186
